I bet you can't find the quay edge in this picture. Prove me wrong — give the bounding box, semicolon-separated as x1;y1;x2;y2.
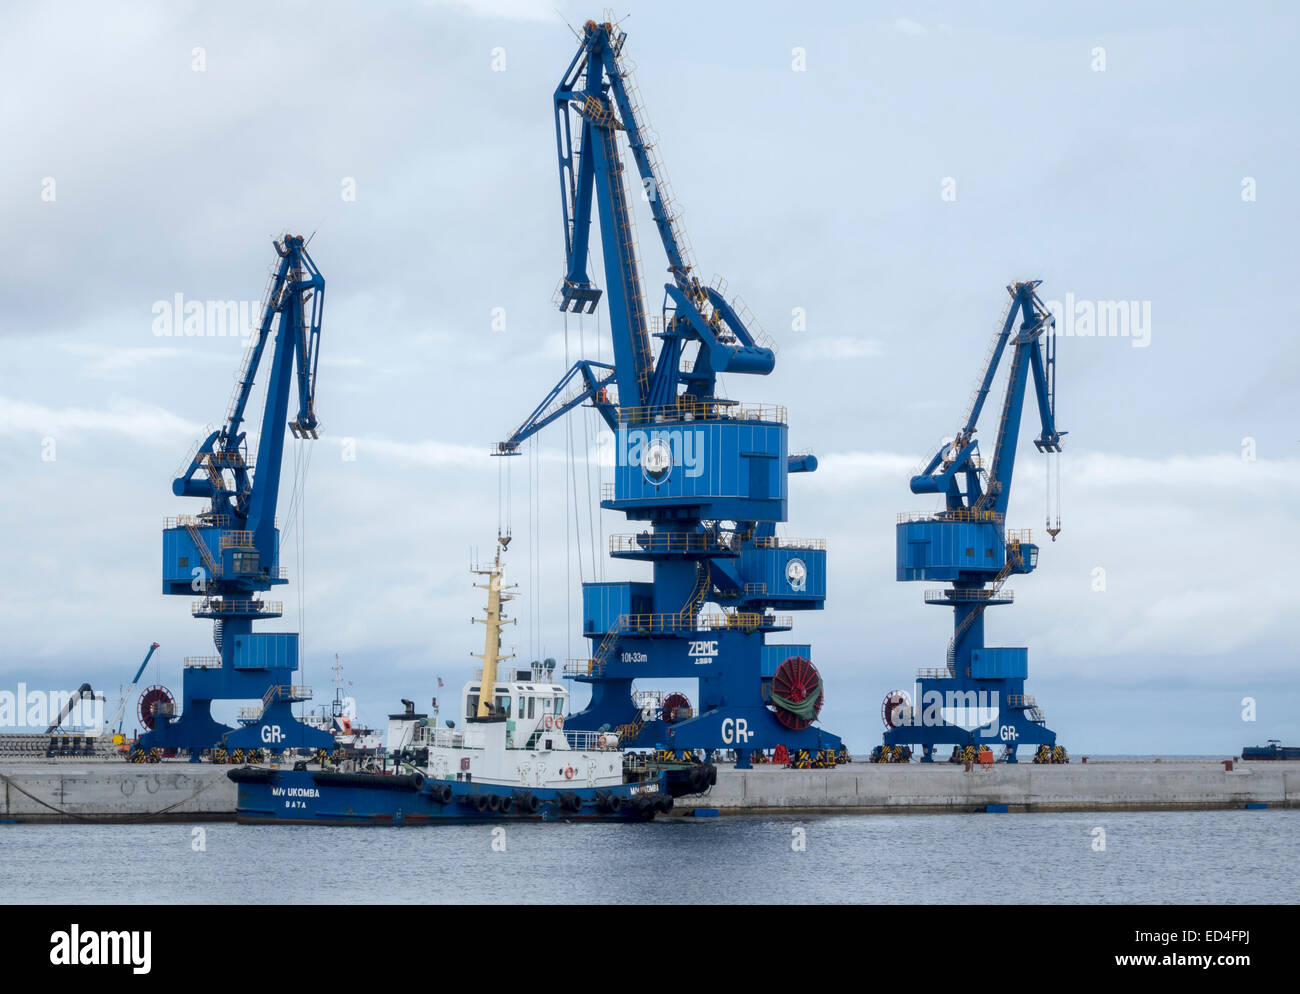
3;761;1298;824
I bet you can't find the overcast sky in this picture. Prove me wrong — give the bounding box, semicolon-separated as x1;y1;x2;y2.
1;0;1296;754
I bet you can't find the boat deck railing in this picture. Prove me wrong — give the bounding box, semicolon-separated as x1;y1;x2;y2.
562;730;621;751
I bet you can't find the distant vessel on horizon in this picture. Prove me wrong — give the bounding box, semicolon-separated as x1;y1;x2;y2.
1242;739;1300;761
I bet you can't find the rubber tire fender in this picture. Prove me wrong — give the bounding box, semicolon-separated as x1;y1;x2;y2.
518;792;541;814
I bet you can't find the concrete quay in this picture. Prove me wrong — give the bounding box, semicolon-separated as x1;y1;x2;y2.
1;762;236;824
2;759;1296;823
672;760;1300;815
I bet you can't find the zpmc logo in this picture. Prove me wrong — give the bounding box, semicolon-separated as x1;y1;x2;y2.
688;640;718;664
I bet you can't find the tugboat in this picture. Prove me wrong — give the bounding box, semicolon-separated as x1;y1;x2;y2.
229;536;715;824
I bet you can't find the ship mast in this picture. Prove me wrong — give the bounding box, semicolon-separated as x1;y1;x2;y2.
472;535;517;718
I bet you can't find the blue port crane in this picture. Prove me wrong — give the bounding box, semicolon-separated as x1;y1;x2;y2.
883;281;1066;763
495;19;842;767
139;235;334;759
104;641;160;738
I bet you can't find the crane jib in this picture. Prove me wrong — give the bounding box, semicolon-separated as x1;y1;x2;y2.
508;19;778;454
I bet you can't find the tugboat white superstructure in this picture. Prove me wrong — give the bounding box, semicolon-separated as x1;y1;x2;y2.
230;537;716;824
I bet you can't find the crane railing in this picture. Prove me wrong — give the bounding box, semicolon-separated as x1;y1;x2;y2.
192;599;283;616
219;531;255;550
725;294;779;354
609;532;724;554
617;400;786;425
262;684;312;708
959;292;1016;435
612;612;765;633
567;610;784;678
896;509;1005;525
917;667;954;680
925;589;1014;604
753;536;826;550
614;716;645;743
163;514;232;529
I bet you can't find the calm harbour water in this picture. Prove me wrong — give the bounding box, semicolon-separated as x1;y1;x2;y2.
3;809;1297;904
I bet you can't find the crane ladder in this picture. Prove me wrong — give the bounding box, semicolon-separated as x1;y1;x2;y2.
183;519;220;581
679;561;710;626
596;112;655;398
944;536;1025;668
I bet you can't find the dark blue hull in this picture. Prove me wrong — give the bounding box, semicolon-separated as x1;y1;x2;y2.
229;767;673;825
1242;744;1300;761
